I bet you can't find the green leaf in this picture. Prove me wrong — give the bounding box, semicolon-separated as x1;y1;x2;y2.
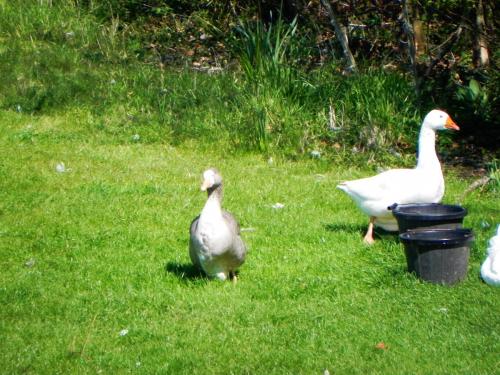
469;79;480;96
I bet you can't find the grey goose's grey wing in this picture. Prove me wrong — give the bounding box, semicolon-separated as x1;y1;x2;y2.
189;215;200;237
232;235;247;263
189;215;201;268
222;210;241;235
222;210;247;262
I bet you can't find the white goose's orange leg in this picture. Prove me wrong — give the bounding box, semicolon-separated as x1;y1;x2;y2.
363;217;376;245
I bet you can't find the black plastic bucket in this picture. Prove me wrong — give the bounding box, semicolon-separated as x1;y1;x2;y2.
390;203;467;233
399;228;474;285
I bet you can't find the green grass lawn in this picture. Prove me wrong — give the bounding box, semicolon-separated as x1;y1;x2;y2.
1;108;499;374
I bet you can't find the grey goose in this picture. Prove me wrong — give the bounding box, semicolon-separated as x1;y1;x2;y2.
189;168;247;281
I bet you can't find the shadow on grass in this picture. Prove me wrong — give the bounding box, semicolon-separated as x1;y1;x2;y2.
324;222;366;235
165;262;242;284
374;229;399;243
165;262;205;281
324;222;400;242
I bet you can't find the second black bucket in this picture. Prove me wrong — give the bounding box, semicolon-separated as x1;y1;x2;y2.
390;203;467;233
399;228;474;285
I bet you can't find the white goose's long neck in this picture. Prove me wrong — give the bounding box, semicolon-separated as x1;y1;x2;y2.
201;184;223;218
416;126;441;170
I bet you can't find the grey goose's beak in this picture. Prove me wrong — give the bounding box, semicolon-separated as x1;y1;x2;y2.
200;179;211;191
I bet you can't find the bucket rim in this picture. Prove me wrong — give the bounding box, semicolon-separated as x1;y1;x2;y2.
391;203;467;221
400;228;474;246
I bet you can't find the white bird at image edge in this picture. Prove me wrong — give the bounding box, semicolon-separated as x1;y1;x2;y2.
481;225;500;286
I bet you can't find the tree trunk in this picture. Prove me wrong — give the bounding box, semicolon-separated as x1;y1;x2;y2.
411;4;427;57
473;0;489;67
319;0;356;73
400;0;419;93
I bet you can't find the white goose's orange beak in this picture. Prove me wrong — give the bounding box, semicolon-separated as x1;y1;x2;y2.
445;116;460;131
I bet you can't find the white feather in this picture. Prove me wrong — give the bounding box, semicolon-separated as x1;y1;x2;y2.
481;225;500;286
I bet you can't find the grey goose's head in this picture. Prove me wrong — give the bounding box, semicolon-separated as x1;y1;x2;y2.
200;168;223;194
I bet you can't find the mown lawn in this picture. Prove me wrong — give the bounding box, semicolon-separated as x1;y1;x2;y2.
0;109;498;374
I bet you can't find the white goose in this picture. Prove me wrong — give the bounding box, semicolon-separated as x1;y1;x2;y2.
189;168;247;281
337;109;459;244
481;225;500;287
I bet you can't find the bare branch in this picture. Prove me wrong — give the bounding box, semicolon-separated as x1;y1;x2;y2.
320;0;357;73
424;24;463;77
399;0;419;92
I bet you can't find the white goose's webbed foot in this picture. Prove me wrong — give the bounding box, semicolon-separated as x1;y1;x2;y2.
363;217;376;245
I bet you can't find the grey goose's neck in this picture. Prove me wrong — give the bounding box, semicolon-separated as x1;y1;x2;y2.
200;183;224;219
206;183;223;204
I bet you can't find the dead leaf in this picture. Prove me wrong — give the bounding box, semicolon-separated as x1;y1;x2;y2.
375;341;388;350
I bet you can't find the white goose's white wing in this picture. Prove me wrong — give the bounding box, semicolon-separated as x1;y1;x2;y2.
337;167;444;219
